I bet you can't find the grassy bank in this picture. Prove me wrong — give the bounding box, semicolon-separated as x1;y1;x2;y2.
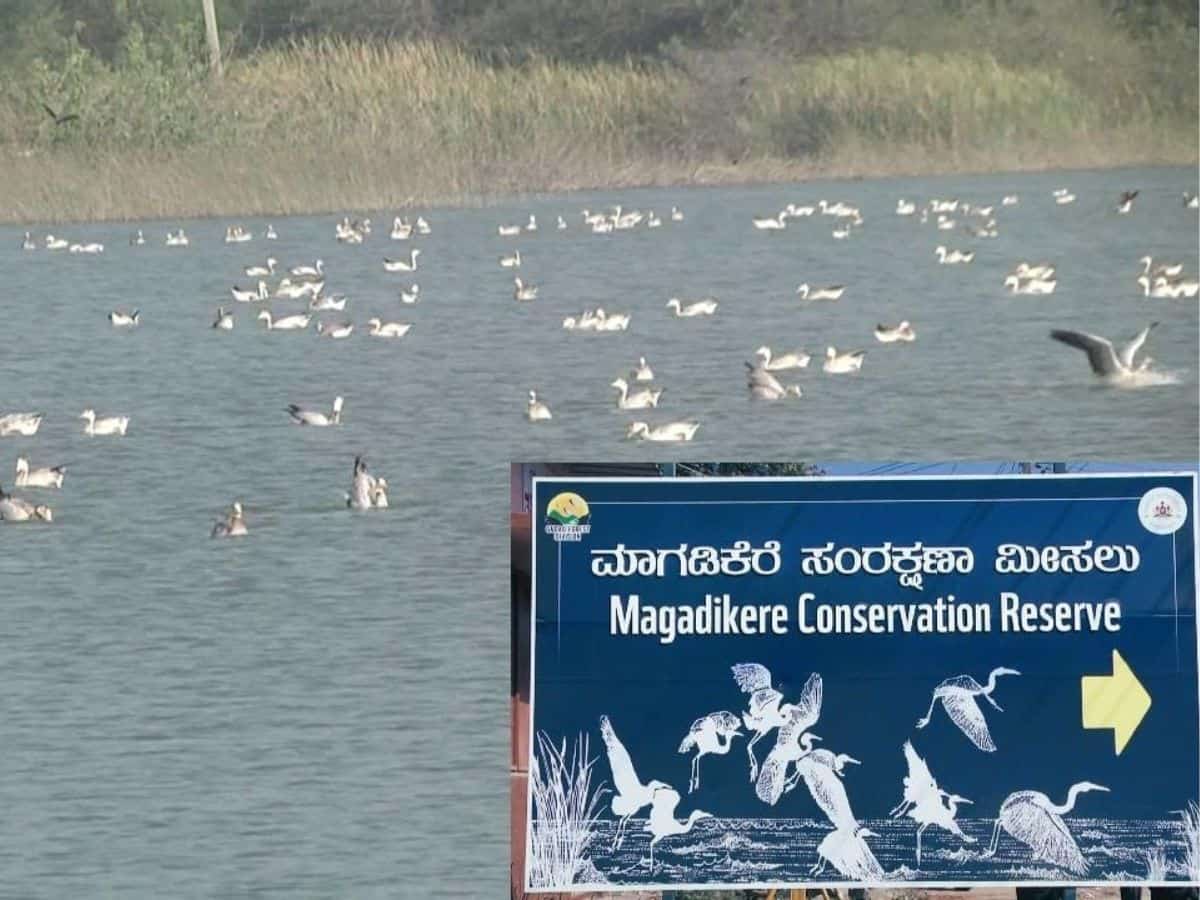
1;34;1195;224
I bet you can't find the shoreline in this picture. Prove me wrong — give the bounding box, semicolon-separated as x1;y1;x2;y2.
4;140;1195;226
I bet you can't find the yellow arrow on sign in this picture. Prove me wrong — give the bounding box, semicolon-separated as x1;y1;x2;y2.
1081;649;1151;755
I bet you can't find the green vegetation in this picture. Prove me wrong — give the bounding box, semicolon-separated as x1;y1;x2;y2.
0;1;1195;223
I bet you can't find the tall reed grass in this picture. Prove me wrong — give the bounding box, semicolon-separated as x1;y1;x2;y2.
1183;801;1200;881
0;35;1194;222
526;731;608;890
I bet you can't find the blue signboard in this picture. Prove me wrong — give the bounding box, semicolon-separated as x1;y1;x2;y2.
523;473;1200;892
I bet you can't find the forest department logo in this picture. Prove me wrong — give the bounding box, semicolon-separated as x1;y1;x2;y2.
545;492;591;541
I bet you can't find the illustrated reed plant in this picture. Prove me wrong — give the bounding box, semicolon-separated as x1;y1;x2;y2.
1183;801;1200;881
527;730;608;889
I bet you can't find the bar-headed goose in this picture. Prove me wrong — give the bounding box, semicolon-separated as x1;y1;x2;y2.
626;421;699;442
0;413;43;436
316;321;354;339
752;212;787;231
745;362;802;400
15;456;64;488
527;390;552;422
667;298;718;317
524;215;538;233
231;281;269;303
796;283;845;301
383;250;420;272
875;321;916;343
245;258;277;277
108;309;140;327
499;250;521;269
367;319;411;338
211;501;248;538
257;311;312;331
212;308;234;330
265;224;278;239
309;294;348;312
45;235;68;250
934;246;974;264
823;347;866;373
755;346;810;370
1116;190;1138;214
287;396;343;426
611;378;663;410
0;485;53;522
631;356;654;382
399;284;420;304
165;229;189;246
290;259;324;278
80;409;129;435
69;242;104;254
21;232;35;250
513;277;538;301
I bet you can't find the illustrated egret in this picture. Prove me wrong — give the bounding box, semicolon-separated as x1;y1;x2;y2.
984;781;1109;874
811;826;884;880
643;785;711;870
891;740;975;865
787;738;859;831
678;711;742;793
757;731;820;806
598;715;669;849
733;664;823;782
916;666;1020;751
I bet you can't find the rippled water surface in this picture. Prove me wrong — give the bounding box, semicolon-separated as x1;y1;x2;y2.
0;166;1196;897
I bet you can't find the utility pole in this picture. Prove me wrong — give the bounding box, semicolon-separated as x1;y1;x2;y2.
201;0;222;79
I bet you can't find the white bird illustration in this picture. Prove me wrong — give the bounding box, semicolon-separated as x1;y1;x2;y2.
784;738;859;831
598;714;669;850
1050;323;1159;383
757;731;821;807
287;396;343;426
811;825;884;880
211;501;248;538
984;781;1109;874
678;711;742;793
643;785;712;870
890;740;975;865
15;456;65;488
916;666;1020;751
733;664;821;783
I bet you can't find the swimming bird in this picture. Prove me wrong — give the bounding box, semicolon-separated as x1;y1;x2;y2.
211;501;248;538
257;311;312;331
346;456;375;510
316;321;354;339
831;224;852;239
679;711;742;793
1014;262;1056;279
598;714;670;849
646;211;662;228
69;242;104;254
415;216;430;235
0;413;43;437
916;666;1019;751
755;346;810;370
752;212;788;231
666;298;718;317
1136;276;1179;299
513;277;538;301
0;485;53;523
231;281;268;303
811;826;884;880
400;285;421;304
21;232;35;250
290;259;324;278
371;477;390;508
556;216;568;231
890;740;975;866
1049;323;1160;383
80;409;129;436
935;245;974;264
983;782;1109;874
625;421;699;442
1117;190;1138;214
745;362;802;400
129;230;145;246
1154;275;1200;298
287;396;343;426
1140;256;1184;279
224;225;252;244
875;321;915;343
611;378;663;410
1185;193;1199;209
671;206;684;222
44;235;68;250
309;295;348;312
1002;195;1019;205
631;357;654;382
499;250;521;268
244;258;277;277
527;390;552;422
593;310;631;331
265;224;278;239
383;250;420;273
276;279;324;300
367;319;411;338
896;199;917;216
795;283;844;301
165;229;189;247
1055;192;1077;205
15;456;64;488
822;347;865;373
1005;275;1057;295
643;785;712;870
212;308;234;330
390;218;413;240
108;309;140;327
524;215;537;233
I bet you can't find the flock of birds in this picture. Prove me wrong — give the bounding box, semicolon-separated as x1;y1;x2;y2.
587;662;1112;881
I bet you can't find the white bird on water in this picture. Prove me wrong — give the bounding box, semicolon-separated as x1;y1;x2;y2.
367;318;411;338
631;357;654;382
598;714;669;849
108;309;140;327
211;501;248;538
611;378;663;410
752;212;788;230
513;277;537;301
983;781;1109;875
755;346;810;370
383;250;420;273
316;321;354;339
400;284;421;304
875;321;915;343
1049;322;1161;384
258;311;312;331
643;785;712;870
890;740;975;865
212;307;234;330
746;362;802;401
796;283;845;301
625;421;699;442
0;485;53;523
499;250;521;269
935;245;974;264
916;666;1020;751
80;409;129;436
527;390;552;422
15;456;65;488
309;295;348;312
0;413;43;436
291;259;324;278
287;396;343;426
346;456;387;510
667;298;718;318
823;347;865;374
679;711;742;793
244;257;276;277
231;281;269;303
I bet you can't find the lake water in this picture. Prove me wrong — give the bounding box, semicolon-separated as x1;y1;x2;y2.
0;166;1196;897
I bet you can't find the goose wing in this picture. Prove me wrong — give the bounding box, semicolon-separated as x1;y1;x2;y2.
1118;322;1157;370
940;692;996;751
1049;329;1123;375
